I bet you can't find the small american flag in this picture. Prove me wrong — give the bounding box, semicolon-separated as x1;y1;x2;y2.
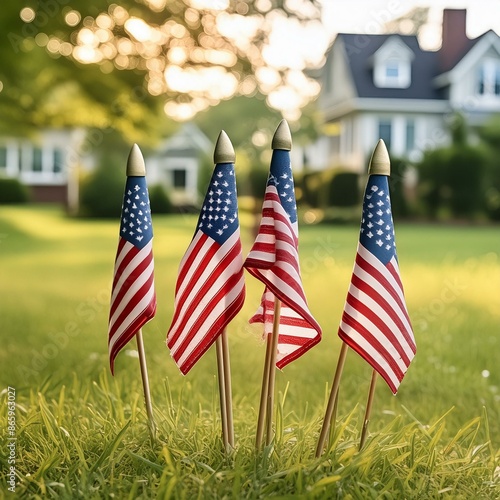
108;176;156;374
338;174;416;393
244;149;321;368
167;162;245;375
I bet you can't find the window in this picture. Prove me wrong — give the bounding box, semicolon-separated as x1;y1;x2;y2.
378;119;392;151
53;148;63;173
374;58;411;88
406;119;415;152
32;148;43;172
0;146;7;169
385;61;400;78
478;60;500;97
172;169;186;189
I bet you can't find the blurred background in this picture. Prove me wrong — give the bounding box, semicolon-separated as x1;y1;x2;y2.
0;0;499;222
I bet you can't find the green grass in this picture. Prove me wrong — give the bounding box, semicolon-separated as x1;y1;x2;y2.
0;205;499;498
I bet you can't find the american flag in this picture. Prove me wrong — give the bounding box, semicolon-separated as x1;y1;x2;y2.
108;176;156;374
338;174;416;393
244;149;321;368
167;162;245;375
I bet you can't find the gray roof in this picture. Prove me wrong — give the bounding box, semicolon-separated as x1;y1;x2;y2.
338;33;444;100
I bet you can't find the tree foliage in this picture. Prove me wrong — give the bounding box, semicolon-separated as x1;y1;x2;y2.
0;1;324;142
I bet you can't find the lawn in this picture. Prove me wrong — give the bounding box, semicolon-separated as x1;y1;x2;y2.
0;205;499;498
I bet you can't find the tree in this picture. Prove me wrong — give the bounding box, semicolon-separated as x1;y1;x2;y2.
0;1;325;142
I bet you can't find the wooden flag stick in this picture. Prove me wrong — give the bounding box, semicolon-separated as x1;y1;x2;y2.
255;330;273;449
315;342;348;457
359;369;378;450
221;330;234;448
265;299;281;446
215;336;229;450
136;329;157;442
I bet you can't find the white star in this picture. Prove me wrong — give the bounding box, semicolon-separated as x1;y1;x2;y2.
368;203;374;209
376;239;383;246
129;222;134;228
213;181;219;187
136;235;143;242
217;229;223;235
377;229;383;235
386;209;391;214
287;197;293;202
377;209;383;216
209;197;214;204
386;234;392;240
223;224;228;229
377;200;384;207
134;185;140;191
378;190;385;196
222;181;229;187
223;206;229;212
221;214;226;221
371;185;378;192
217;171;223;178
367;231;373;238
225;198;231;204
367;222;373;228
376;219;384;225
386;244;391;250
207;223;213;229
367;212;373;218
216;189;223;196
385;225;391;230
126;198;131;204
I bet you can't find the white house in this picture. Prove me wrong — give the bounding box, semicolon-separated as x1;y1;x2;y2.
310;9;500;172
0;123;211;208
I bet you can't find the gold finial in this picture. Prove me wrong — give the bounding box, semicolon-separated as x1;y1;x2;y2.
214;130;235;164
271;119;292;151
368;139;391;176
126;143;146;176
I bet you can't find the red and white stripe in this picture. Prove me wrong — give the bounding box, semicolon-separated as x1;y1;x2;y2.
338;243;416;393
245;186;321;368
167;229;245;374
108;239;156;373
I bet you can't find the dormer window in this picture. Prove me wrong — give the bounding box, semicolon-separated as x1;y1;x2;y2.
375;58;411;88
477;60;500;97
372;37;414;89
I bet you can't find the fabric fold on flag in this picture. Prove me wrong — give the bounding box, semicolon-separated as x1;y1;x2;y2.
108;176;156;374
338;174;416;393
244;149;321;369
167;162;245;375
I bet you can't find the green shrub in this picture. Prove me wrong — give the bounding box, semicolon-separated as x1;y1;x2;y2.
0;177;30;204
416;145;488;219
149;184;173;214
328;171;360;207
79;154;124;218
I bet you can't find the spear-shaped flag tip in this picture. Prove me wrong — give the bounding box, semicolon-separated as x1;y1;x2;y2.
272;119;292;151
368;139;390;176
214;130;235;164
127;143;146;176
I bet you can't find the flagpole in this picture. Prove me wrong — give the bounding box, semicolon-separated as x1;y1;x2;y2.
255;329;273;449
359;369;378;450
265;298;281;445
120;144;157;443
221;329;235;448
215;336;229;450
136;329;157;442
315;342;348;457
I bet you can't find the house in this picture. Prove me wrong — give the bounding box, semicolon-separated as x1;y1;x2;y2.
145;123;212;207
313;9;500;172
0;128;86;209
0;123;211;208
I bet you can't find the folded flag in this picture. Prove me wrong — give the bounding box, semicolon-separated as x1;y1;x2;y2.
338;140;416;393
244;120;321;368
167;131;245;374
108;145;156;374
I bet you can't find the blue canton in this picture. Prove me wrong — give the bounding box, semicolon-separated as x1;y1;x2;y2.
119;177;153;249
359;175;396;265
268;149;297;224
198;163;238;245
